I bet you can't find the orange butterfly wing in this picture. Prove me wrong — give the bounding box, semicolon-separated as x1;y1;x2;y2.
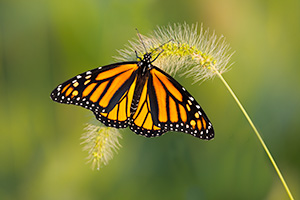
51;62;139;128
129;76;166;137
147;66;214;140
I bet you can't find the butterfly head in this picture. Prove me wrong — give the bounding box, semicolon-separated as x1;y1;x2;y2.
138;53;153;74
142;53;152;64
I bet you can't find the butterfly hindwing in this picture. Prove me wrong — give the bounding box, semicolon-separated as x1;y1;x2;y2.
96;77;137;128
148;66;214;140
51;62;139;128
129;75;167;137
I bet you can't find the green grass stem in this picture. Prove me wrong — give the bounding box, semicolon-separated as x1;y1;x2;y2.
213;67;294;200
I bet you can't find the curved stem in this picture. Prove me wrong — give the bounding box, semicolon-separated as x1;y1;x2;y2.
214;70;294;200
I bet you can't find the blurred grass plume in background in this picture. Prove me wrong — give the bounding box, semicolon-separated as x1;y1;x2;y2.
81;124;122;170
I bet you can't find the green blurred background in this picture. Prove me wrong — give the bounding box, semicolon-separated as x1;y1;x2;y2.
1;0;299;199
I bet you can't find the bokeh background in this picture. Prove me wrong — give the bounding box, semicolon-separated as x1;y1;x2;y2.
1;0;299;199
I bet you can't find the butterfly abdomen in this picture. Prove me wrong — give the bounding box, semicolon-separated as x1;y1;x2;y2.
130;67;149;114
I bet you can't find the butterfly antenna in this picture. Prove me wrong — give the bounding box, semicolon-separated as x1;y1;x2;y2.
151;49;164;63
135;50;142;61
153;38;174;52
136;28;148;54
151;39;174;62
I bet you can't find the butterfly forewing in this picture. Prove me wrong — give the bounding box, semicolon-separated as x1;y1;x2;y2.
148;66;214;140
51;62;139;128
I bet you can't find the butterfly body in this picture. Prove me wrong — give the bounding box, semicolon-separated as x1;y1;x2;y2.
51;53;214;140
130;55;151;115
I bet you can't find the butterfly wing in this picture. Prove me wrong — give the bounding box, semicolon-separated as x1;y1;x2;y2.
50;62;139;128
147;66;214;140
128;74;167;137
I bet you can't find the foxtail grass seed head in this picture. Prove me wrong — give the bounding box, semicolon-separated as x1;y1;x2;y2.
81;124;122;170
116;23;234;83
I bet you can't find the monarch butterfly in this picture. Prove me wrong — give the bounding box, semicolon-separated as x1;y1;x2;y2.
50;49;214;140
